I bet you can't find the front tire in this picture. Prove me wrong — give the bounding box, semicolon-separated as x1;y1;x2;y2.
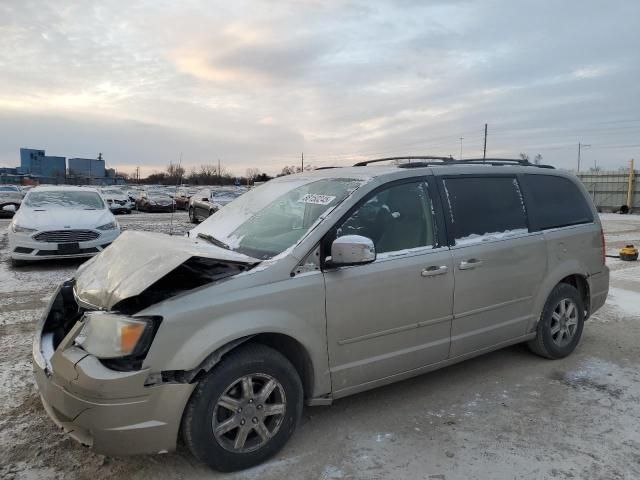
181;344;303;472
528;283;585;359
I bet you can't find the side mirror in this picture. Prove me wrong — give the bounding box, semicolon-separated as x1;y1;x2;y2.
201;197;209;202
330;235;376;266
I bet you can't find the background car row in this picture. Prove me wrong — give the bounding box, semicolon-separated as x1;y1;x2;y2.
6;184;249;264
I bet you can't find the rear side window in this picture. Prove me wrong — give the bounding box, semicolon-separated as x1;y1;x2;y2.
523;174;593;230
442;176;528;245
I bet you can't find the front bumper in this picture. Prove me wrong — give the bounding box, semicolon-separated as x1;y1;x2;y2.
108;206;132;214
9;229;119;261
32;287;194;456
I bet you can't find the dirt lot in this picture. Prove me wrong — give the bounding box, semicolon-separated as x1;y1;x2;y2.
1;212;639;480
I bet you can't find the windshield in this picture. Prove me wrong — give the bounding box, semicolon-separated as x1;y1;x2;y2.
0;186;20;192
193;177;366;259
24;191;106;209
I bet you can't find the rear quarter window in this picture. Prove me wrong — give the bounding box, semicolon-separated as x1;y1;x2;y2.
522;174;593;230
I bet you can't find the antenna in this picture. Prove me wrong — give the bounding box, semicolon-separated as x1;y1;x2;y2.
169;152;182;236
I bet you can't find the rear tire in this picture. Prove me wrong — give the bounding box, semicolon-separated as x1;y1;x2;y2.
528;283;584;359
181;344;303;472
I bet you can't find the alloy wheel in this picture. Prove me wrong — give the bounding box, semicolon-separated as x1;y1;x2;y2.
212;373;286;453
550;298;579;347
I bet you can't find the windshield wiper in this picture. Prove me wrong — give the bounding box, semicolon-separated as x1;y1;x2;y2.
197;232;231;250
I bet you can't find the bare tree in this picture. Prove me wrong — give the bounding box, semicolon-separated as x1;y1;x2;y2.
533;154;543;165
246;168;261;185
519;153;530;161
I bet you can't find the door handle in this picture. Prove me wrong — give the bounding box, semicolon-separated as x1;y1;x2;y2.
459;258;483;270
421;265;449;277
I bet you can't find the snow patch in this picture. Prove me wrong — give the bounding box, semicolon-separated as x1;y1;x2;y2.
455;228;528;246
606;288;640;317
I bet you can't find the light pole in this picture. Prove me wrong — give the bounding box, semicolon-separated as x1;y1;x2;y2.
577;142;591;172
459;137;464;160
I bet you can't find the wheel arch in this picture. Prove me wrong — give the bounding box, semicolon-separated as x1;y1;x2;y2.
558;273;591;319
529;260;592;332
164;332;316;402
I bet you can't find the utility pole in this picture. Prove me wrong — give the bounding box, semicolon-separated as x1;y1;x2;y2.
218;159;221;185
627;159;635;212
577;142;591;172
483;123;488;162
459;137;464;160
301;152;304;172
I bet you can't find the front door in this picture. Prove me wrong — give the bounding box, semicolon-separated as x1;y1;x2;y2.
324;179;454;395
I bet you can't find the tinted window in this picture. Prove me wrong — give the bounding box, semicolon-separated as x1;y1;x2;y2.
336;181;435;254
442;176;527;245
523;174;593;230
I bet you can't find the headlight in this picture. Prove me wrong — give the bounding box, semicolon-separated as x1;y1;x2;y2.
75;312;157;359
97;220;118;231
11;222;36;233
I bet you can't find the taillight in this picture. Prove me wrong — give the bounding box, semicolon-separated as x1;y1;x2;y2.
600;226;606;265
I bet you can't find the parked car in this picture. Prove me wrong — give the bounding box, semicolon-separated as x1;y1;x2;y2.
33;159;608;471
174;188;199;210
100;187;133;214
0;184;23;216
188;188;243;223
135;190;175;212
8;185;120;266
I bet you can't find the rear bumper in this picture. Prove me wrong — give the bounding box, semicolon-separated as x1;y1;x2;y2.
589;267;609;316
32;289;194;456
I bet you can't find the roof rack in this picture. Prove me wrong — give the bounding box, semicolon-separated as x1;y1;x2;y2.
314;166;341;170
353;156;453;167
353;156;555;169
453;158;555;169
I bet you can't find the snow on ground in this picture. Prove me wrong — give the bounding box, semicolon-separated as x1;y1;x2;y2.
0;212;639;480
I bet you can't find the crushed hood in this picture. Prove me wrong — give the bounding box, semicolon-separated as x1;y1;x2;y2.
74;230;259;310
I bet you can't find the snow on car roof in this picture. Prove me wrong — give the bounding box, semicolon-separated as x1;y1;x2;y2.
30;185;100;193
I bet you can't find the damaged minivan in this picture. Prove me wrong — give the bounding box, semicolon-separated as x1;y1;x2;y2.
33;158;609;471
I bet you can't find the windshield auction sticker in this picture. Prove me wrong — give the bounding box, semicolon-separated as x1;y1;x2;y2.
298;194;336;205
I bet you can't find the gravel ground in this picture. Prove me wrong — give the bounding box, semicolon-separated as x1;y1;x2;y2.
1;212;639;480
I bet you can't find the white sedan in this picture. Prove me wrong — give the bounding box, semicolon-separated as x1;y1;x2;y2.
8;186;121;266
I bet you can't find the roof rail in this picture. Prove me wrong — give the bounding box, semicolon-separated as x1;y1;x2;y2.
455;158;555;169
314;166;341;170
353;156;555;169
354;156;453;166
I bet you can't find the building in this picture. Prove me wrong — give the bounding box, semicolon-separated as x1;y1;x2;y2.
19;148;66;183
68;157;106;179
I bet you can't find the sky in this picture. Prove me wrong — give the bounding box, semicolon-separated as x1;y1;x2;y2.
1;0;639;177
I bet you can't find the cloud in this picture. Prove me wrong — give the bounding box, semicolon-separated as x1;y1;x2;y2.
0;0;639;174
